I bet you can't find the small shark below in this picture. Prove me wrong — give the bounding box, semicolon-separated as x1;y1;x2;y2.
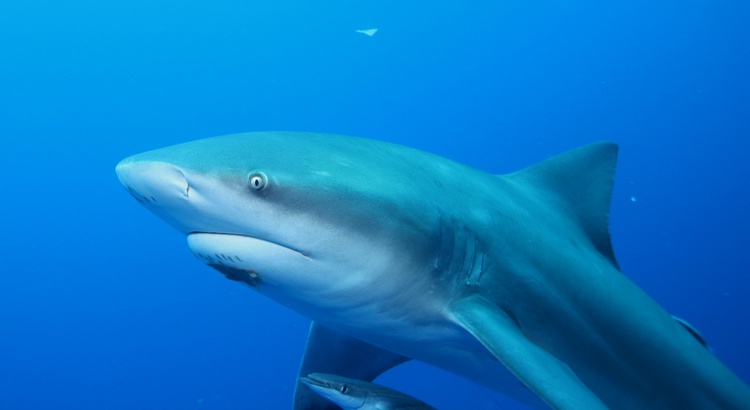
116;132;750;409
300;373;435;409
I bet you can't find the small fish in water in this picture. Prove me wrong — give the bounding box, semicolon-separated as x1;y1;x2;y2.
355;28;378;37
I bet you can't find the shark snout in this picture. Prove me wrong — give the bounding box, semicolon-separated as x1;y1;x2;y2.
115;159;191;206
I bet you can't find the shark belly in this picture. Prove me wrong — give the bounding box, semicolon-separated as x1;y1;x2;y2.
316;306;546;408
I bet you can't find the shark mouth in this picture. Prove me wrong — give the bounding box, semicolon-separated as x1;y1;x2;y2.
187;233;261;288
186;232;310;288
299;373;360;401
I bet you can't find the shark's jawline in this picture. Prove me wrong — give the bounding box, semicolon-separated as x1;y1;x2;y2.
189;232;310;259
187;232;313;290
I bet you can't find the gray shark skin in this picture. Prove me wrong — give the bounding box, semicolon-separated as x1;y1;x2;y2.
300;373;435;410
116;132;750;410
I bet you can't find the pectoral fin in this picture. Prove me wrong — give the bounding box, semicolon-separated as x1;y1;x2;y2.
452;294;607;410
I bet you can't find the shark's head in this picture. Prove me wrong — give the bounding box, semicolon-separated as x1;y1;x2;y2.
300;373;369;409
115;132;449;324
300;373;435;409
298;373;369;409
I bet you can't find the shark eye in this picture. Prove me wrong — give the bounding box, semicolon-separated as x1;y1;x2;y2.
248;172;268;191
340;385;349;394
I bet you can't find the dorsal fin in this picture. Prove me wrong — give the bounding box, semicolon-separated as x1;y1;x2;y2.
507;142;619;268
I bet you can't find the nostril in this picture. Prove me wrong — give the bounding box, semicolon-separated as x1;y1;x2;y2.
117;161;191;203
177;170;190;198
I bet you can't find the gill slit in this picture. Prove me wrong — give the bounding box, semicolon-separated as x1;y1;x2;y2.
437;217;485;288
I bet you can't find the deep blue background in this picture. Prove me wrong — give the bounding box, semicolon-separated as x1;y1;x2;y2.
1;1;748;409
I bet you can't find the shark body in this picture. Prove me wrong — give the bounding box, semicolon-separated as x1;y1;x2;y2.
116;132;750;409
300;373;435;409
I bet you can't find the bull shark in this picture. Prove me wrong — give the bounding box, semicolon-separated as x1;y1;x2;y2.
300;373;435;409
116;132;750;409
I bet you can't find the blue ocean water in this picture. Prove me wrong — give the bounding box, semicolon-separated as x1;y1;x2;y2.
1;0;748;409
